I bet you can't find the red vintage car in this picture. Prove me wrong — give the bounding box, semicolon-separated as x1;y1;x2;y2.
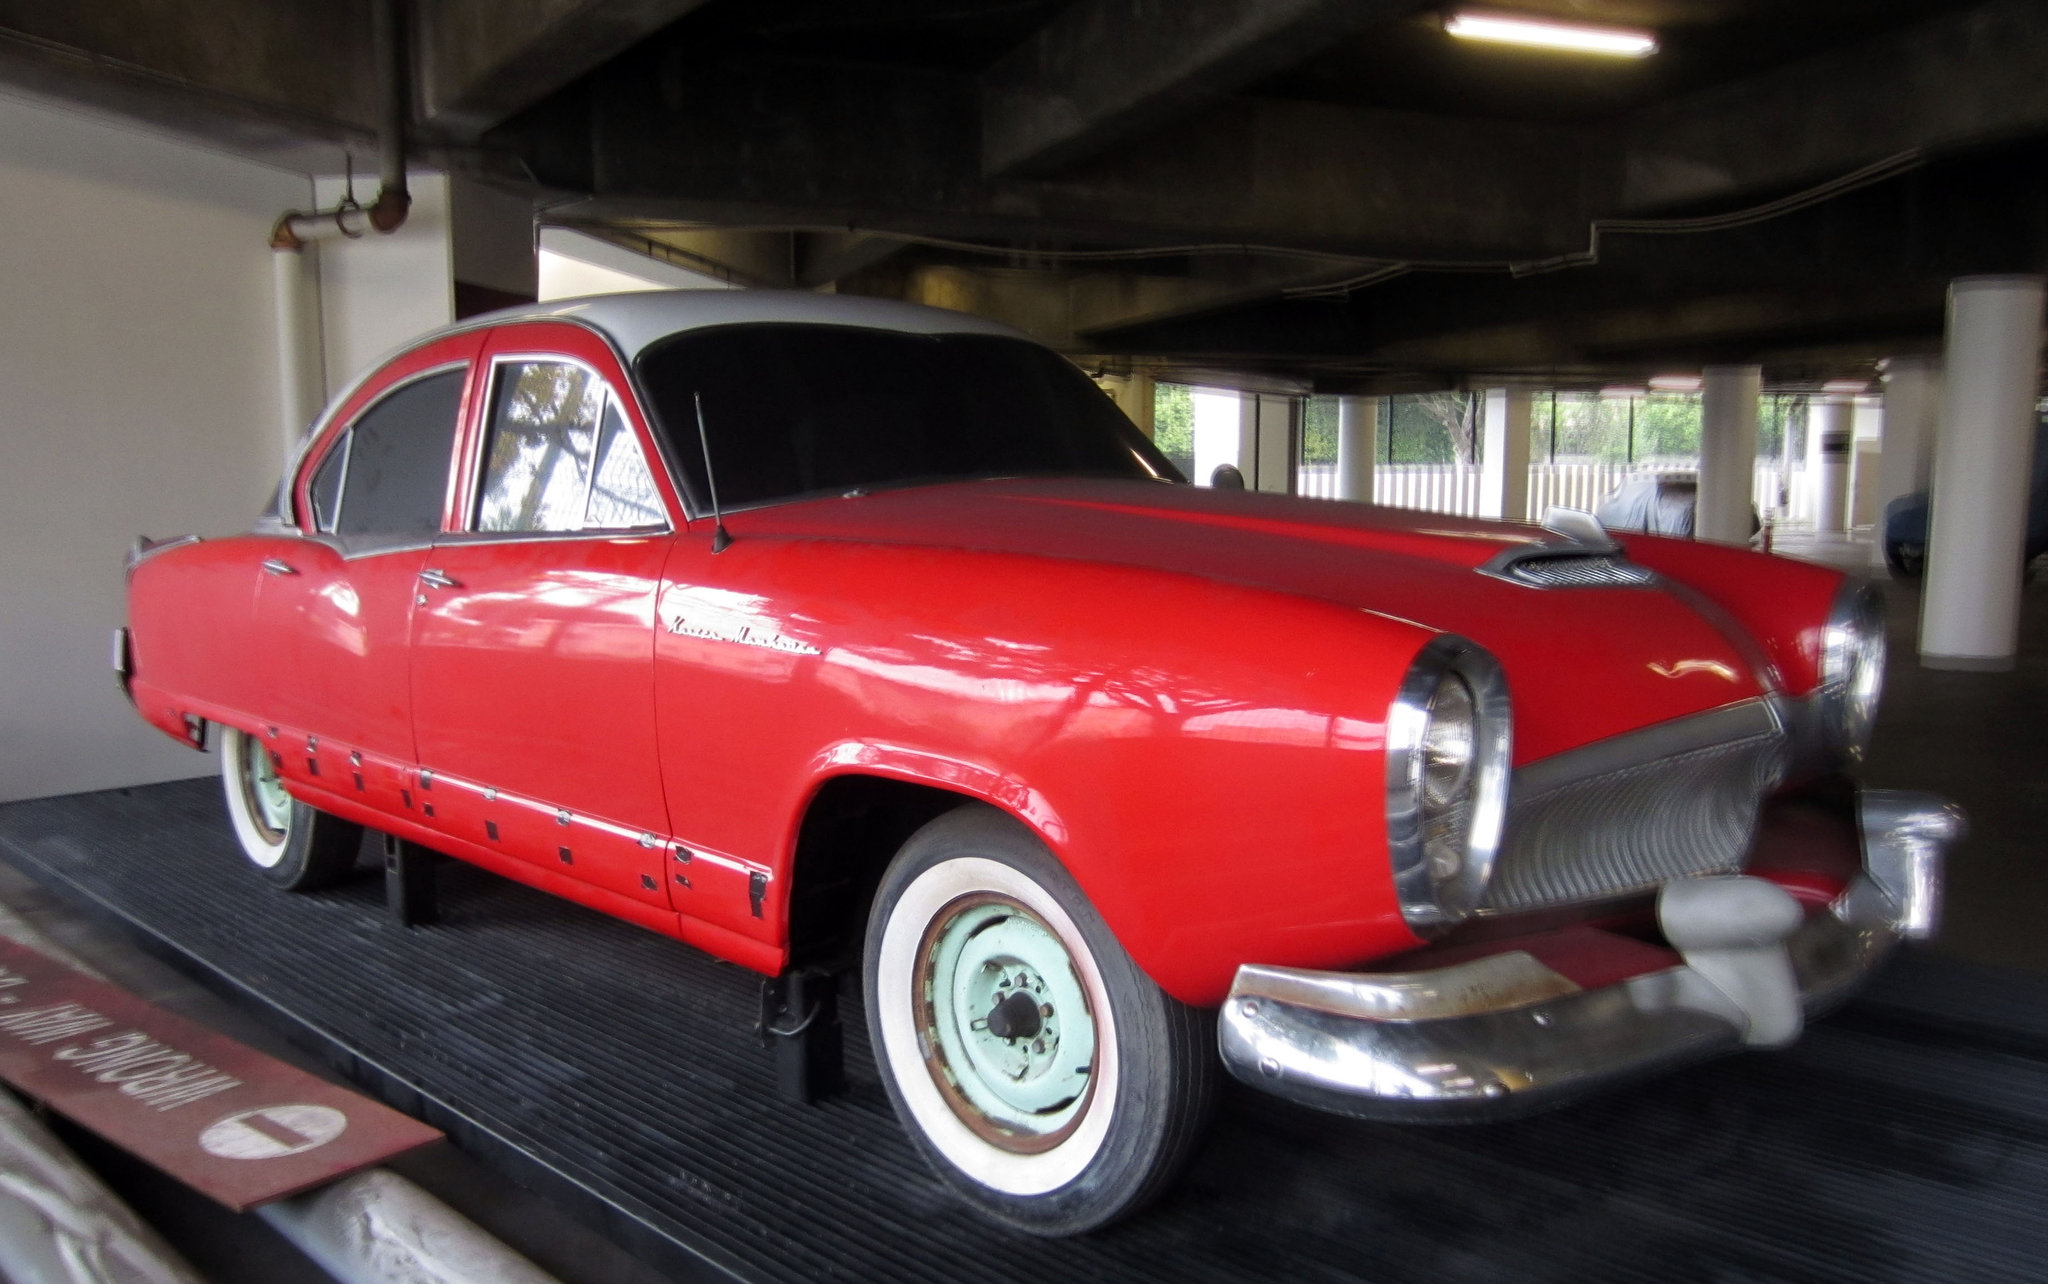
119;291;1960;1235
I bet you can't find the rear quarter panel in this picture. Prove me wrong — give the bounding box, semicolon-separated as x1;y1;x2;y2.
126;538;269;738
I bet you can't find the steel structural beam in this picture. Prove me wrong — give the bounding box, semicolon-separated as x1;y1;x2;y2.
979;0;1426;178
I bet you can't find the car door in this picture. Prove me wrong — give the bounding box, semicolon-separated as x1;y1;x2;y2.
249;333;483;810
406;323;679;913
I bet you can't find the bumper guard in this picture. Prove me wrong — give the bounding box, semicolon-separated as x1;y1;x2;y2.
1217;789;1964;1121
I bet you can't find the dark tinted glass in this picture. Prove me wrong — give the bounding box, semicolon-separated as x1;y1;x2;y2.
635;327;1181;511
336;370;466;537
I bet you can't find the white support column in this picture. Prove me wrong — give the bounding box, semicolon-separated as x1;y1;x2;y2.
1190;389;1243;486
271;245;326;470
1696;365;1761;544
1336;395;1379;502
1253;395;1297;494
1870;356;1943;564
1479;388;1532;520
1808;396;1853;533
1237;393;1260;481
1921;275;2046;671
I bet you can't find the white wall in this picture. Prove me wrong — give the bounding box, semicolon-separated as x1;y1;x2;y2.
0;92;312;802
536;227;735;299
312;172;455;392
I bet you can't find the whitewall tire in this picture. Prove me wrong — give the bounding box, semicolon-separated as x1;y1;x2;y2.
218;726;363;891
864;805;1217;1235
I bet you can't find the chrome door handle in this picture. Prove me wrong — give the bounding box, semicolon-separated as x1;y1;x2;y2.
261;558;297;576
418;568;460;589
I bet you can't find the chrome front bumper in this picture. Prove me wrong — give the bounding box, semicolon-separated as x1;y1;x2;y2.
1217;789;1965;1122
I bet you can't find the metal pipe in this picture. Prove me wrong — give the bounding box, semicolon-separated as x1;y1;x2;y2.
0;1089;206;1284
255;1169;564;1284
270;0;410;250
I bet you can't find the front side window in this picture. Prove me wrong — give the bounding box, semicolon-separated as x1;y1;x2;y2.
313;369;466;537
475;361;666;533
634;326;1183;513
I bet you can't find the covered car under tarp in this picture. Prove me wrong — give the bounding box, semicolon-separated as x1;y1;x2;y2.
1595;473;1700;536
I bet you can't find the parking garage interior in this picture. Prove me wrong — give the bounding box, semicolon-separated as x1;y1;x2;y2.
1;1;2046;1279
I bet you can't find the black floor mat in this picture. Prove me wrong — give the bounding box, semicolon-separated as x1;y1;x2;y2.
2;779;2044;1283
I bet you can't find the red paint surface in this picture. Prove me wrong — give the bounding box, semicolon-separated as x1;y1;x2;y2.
124;324;1856;1006
0;941;438;1210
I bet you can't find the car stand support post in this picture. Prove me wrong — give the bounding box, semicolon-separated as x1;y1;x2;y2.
758;968;845;1105
383;834;444;927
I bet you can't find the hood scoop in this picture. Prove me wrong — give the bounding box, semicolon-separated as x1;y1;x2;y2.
1480;508;1656;589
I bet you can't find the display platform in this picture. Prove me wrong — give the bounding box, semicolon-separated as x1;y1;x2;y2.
4;780;2046;1284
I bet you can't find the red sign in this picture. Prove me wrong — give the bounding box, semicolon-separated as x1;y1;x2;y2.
0;939;440;1209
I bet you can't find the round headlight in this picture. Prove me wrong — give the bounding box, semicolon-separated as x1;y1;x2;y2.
1819;577;1887;758
1386;636;1512;935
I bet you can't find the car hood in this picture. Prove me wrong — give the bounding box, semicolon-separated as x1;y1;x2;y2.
740;477;1777;762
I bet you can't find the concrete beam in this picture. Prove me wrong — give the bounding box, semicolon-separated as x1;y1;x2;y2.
417;0;713;135
1620;0;2048;210
576;54;1592;260
796;233;907;289
0;0;375;162
980;0;1424;177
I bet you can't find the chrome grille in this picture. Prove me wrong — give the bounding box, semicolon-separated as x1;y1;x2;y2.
1480;703;1787;913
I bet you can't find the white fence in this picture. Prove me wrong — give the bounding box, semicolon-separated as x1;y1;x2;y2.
1296;460;1805;523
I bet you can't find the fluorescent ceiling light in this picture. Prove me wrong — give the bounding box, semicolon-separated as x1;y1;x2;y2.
1648;374;1702;393
1822;378;1872;394
1445;9;1658;58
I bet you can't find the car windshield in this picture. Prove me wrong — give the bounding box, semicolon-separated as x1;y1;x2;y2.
635;324;1183;512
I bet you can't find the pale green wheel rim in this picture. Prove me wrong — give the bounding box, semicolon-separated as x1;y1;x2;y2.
241;738;293;842
924;897;1096;1142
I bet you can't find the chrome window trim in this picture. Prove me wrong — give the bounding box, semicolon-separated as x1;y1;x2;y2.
1384;634;1513;935
472;352;677;536
431;529;669;550
264;314;672;531
323;429;356;534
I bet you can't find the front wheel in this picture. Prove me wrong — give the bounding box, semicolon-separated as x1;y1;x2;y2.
864;806;1216;1236
219;726;362;891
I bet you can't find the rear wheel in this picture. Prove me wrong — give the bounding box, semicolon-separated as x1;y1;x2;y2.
864;806;1216;1236
219;726;362;891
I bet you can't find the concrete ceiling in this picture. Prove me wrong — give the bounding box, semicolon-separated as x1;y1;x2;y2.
1;0;2042;391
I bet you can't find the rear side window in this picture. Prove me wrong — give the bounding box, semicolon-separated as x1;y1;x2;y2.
475;360;666;532
318;370;466;537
